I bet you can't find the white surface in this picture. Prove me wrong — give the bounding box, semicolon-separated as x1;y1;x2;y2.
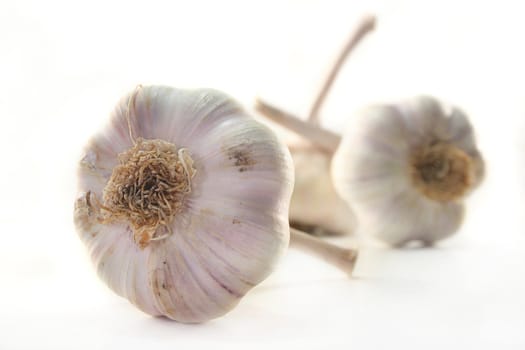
1;0;525;349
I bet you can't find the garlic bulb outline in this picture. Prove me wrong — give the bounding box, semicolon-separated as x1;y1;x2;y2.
331;96;485;246
74;85;358;323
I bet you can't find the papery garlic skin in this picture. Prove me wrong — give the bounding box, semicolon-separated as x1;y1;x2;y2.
74;86;294;323
289;143;356;235
331;96;484;246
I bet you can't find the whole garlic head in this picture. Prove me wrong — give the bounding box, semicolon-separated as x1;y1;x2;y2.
331;96;484;246
74;85;294;323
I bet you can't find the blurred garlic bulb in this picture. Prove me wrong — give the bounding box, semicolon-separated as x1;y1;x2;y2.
255;96;484;246
74;85;357;323
255;16;485;246
332;96;484;246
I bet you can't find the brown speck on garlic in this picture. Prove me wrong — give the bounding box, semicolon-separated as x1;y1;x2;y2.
227;146;256;173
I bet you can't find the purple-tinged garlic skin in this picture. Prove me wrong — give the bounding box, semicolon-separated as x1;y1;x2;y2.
74;86;294;323
332;96;484;246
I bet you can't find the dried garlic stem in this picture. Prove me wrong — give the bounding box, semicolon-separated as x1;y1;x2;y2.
255;99;341;153
308;15;376;125
289;228;358;276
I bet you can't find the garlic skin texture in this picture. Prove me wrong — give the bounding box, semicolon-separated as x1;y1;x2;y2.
289;143;356;235
74;86;294;323
331;96;484;246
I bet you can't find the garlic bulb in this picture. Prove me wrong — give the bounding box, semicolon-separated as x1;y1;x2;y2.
74;85;358;324
74;85;294;323
331;96;485;246
255;96;484;246
254;16;484;246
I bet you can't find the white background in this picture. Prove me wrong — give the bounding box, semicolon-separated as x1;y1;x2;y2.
1;0;525;349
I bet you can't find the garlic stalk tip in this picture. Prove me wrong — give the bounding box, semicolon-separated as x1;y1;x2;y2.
308;15;376;125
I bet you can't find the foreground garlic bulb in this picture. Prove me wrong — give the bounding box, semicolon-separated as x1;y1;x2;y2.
332;96;485;246
74;86;294;323
75;85;358;323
